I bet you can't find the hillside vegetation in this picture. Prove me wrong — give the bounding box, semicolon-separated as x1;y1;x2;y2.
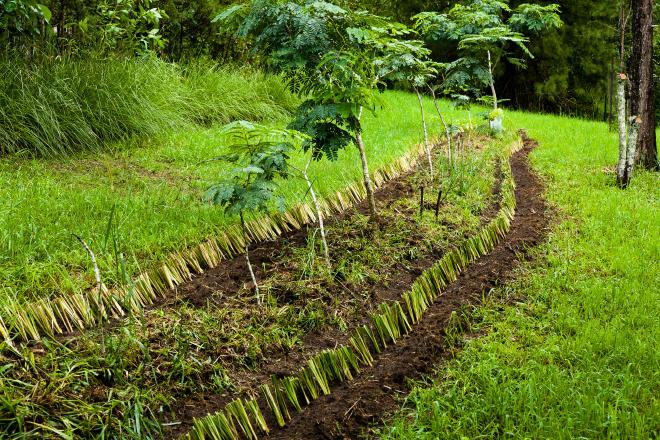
380;114;660;439
0;91;459;303
0;57;297;156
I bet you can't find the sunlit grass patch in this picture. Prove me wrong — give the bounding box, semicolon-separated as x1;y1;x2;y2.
0;90;468;306
379;112;660;439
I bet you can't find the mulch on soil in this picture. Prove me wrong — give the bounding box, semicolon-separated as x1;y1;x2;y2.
164;147;503;438
261;135;550;440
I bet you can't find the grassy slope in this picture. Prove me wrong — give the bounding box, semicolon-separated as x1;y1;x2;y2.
0;100;500;439
380;114;659;438
0;91;466;303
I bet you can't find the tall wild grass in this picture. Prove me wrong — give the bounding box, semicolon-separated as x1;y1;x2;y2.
0;56;298;157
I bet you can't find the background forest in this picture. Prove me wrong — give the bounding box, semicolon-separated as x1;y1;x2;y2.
2;0;657;121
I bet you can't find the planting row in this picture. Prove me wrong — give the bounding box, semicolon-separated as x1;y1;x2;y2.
183;139;520;439
0;143;429;344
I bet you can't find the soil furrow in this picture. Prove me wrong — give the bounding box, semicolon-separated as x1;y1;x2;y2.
165;145;503;439
264;135;549;439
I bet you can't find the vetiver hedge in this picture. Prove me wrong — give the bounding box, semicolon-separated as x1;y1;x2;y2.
183;139;522;440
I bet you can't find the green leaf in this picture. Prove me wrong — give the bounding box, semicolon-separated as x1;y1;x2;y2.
233;165;265;175
36;4;51;22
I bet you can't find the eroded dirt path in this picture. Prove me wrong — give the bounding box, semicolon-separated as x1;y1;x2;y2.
264;136;549;439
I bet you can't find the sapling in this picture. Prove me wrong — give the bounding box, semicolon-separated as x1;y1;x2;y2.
216;1;413;218
287;153;331;266
428;84;453;168
413;1;562;130
372;36;439;175
205;121;295;304
293;50;383;217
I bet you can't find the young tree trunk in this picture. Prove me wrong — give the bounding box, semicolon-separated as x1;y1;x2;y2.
429;87;453;170
488;50;498;110
240;213;260;305
622;116;642;187
355;108;377;216
630;0;658;170
303;157;330;265
415;88;434;176
616;73;629;185
356;130;377;217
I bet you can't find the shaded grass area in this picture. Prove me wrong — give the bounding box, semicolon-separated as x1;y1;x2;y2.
0;135;503;439
0;90;468;304
379;115;660;438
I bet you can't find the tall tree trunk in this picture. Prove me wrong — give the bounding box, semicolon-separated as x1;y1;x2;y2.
622;116;642;187
415;88;433;175
630;0;658;170
355;108;377;216
240;213;260;305
303;157;330;265
616;4;632;188
488;50;498;110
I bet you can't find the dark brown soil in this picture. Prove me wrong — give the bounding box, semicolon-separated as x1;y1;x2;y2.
167;171;414;310
261;135;550;440
164;149;504;438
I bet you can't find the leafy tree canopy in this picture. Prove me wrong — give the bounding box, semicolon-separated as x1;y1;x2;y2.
205;120;303;216
413;0;562;103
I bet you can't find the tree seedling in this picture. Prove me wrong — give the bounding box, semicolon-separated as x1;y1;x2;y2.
373;35;439;175
205;121;297;305
414;0;562;131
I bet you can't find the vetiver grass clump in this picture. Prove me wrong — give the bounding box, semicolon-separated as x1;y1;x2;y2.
0;56;297;157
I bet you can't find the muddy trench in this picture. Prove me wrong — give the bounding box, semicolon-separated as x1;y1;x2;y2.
164;136;547;439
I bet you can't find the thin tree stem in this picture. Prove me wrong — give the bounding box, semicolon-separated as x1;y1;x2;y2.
488;50;498;110
356;107;377;216
240;212;260;305
74;234;102;295
429;87;452;172
416;88;433;176
303;157;330;265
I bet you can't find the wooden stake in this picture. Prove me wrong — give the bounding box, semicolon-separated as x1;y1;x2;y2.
435;189;442;218
419;187;425;218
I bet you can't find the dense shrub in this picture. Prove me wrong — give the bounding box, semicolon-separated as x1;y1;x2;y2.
0;56;297;157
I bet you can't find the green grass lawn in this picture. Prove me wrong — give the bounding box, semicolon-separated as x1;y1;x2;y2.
0;90;469;305
379;114;659;438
